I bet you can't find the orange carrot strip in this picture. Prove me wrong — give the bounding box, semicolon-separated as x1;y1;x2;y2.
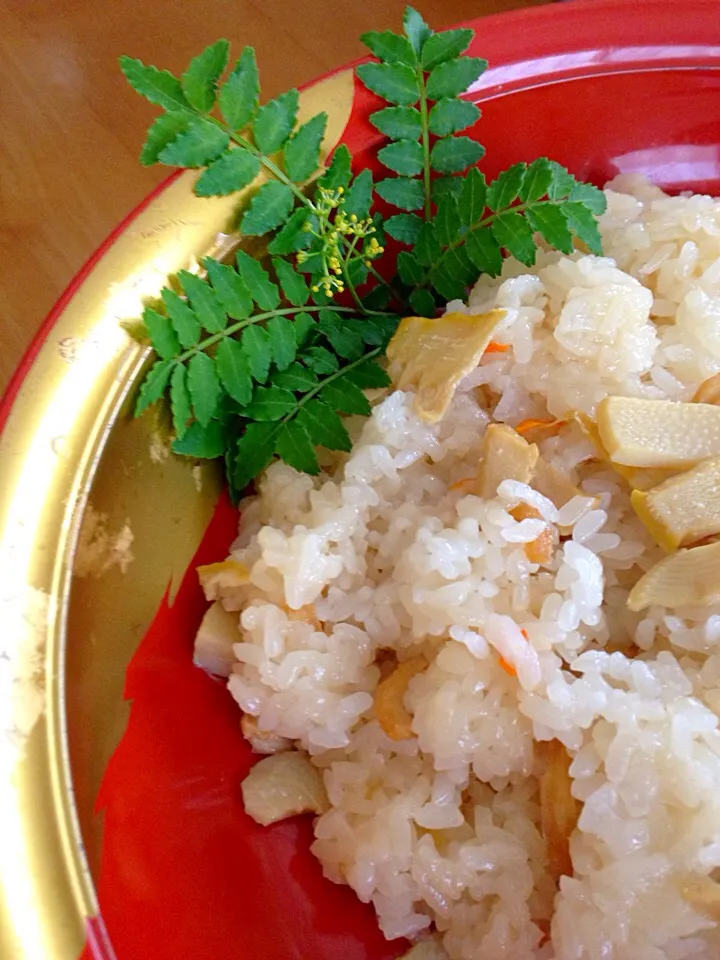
515;417;567;441
498;655;517;677
485;341;510;354
449;477;476;493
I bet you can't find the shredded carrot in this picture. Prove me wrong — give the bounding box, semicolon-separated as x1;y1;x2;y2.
449;476;476;493
485;341;510;354
515;417;567;442
499;630;529;677
510;504;557;565
498;655;517;677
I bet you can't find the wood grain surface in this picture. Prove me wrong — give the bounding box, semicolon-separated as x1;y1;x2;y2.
0;0;546;393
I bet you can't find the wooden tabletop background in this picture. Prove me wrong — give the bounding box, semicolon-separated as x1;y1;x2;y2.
0;0;548;394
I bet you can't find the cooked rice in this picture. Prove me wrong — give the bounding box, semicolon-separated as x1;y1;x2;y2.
207;175;720;959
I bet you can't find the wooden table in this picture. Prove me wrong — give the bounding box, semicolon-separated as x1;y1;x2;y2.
0;0;546;393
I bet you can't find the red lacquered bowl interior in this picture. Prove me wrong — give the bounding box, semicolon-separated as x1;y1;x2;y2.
61;1;720;957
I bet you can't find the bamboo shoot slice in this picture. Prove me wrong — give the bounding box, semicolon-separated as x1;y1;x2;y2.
631;456;720;551
193;601;240;676
627;540;720;611
476;423;539;500
386;310;505;423
597;397;720;469
532;456;581;508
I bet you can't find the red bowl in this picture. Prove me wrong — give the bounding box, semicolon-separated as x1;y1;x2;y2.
4;1;720;959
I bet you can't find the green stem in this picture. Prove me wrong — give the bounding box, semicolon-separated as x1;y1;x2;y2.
341;235;364;311
281;347;382;423
175;305;392;364
416;66;432;221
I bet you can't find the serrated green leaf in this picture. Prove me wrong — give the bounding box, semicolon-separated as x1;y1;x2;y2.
431;176;463;205
294;312;315;346
119;56;190;113
421;28;473;69
362;284;392;311
346;258;368;289
219;47;259;130
170;363;192;438
274;362;317;391
275;420;320;474
216;338;253;404
177;270;227;332
547;161;576;201
569;181;607;215
195;149;260;197
369;106;422;141
428;98;480;137
433;195;462;247
345;359;391;389
143;306;180;359
235;251;281;310
135;360;173;416
414;221;443;266
202;258;253;319
491;211;536;266
267;315;297;370
344;169;374;219
359;314;398;346
426;57;487;100
140;114;190;166
318;145;352;191
233;422;279;489
384;212;423;244
240;181;294;236
317;312;364;360
445;244;475;285
375;176;424;212
465;226;503;277
459;167;487;226
377;139;423;176
161;289;201;348
520;157;553;204
157;120;229;168
527;203;574;255
284;113;327;182
360;29;416;65
298;400;352;452
564;201;603;255
181;39;229;113
429;136;484;175
431;265;467;302
355;61;419;106
253;89;299;153
244;385;296;420
322;378;371;416
397;250;424;286
172;419;226;458
403;7;432;56
409;288;436;317
187;352;221;426
267;208;314;255
272;258;309;307
241;325;272;382
487;163;527;212
304;346;338;374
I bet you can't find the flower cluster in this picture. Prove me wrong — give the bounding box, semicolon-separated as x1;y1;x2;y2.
297;186;385;299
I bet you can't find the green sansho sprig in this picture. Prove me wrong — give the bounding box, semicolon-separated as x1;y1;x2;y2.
121;6;606;496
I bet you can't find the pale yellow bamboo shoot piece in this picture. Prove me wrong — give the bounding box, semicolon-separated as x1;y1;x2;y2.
597;397;720;469
386;310;505;423
631;456;720;551
476;424;539;500
627;540;720;611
